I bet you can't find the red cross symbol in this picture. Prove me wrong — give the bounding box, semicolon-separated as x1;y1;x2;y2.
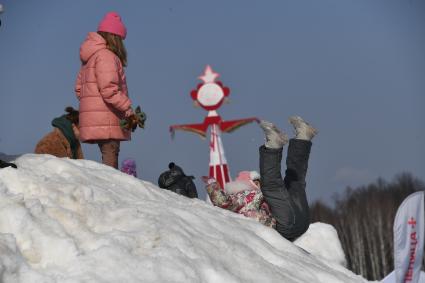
408;217;416;228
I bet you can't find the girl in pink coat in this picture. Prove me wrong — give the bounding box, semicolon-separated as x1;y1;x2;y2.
75;12;134;169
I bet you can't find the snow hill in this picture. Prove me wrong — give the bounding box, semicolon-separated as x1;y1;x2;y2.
0;154;371;283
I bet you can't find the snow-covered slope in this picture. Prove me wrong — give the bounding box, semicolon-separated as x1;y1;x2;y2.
0;154;369;283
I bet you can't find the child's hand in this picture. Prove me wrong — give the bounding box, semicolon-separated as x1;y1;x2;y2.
120;106;146;132
125;108;134;118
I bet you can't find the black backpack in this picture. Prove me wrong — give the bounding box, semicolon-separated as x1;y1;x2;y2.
158;163;198;198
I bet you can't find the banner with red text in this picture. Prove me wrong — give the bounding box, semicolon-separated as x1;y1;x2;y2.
394;191;424;283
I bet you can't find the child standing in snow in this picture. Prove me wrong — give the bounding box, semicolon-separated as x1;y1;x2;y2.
75;12;136;169
205;116;317;241
35;107;84;159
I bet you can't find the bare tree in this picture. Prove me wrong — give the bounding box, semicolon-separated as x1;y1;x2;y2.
310;173;424;281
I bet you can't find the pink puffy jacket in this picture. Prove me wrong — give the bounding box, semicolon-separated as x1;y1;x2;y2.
75;32;132;142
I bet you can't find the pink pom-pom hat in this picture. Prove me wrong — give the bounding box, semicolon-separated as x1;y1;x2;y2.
97;11;127;39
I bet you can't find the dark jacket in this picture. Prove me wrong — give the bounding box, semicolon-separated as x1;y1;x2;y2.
158;163;198;198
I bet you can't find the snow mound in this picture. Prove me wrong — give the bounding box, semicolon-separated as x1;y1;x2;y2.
0;154;369;283
295;222;347;267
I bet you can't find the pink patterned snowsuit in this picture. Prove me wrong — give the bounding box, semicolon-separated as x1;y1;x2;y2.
206;180;276;228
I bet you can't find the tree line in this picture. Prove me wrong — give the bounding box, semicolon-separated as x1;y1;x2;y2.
310;172;425;281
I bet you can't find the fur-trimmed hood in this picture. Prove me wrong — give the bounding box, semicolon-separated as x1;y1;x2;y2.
224;180;258;195
224;171;260;194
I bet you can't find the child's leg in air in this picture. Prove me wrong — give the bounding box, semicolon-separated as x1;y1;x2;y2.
259;117;317;241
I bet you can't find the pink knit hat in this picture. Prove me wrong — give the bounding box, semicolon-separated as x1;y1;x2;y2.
235;171;260;182
235;171;260;189
97;12;127;39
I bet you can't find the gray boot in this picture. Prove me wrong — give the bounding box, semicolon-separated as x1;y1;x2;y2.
288;116;318;141
259;120;289;149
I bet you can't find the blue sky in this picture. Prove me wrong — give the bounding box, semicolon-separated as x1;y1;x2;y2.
0;0;424;203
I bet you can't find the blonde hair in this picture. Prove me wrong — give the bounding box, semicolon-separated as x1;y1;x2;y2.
98;31;127;67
